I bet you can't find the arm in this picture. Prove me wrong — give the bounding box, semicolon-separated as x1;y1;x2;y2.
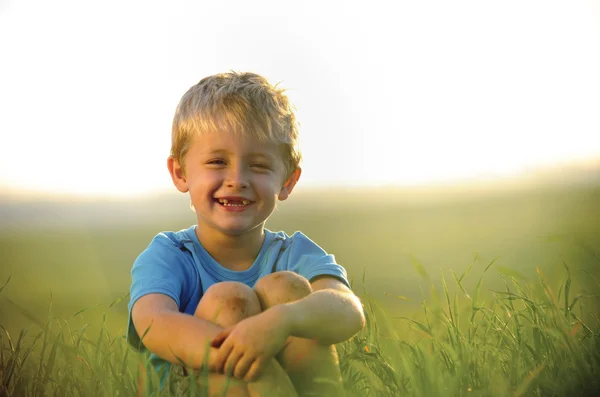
282;276;366;344
210;274;364;381
133;293;298;395
210;275;365;380
131;293;223;369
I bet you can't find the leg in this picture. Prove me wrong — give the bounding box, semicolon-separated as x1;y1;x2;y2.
195;281;262;328
254;272;345;397
194;281;297;397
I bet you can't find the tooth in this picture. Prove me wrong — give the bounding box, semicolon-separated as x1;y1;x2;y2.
242;200;249;205
221;198;228;204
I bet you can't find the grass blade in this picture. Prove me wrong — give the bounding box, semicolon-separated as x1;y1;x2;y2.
410;255;430;281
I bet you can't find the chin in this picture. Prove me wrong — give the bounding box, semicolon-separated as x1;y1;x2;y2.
216;224;251;236
220;223;264;237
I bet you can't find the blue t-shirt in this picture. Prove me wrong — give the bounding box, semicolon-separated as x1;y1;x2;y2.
127;225;349;377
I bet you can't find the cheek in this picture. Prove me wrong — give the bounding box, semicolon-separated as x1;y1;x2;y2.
188;177;216;199
258;177;284;195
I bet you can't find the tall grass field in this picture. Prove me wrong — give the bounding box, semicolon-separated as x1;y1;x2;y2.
1;182;599;396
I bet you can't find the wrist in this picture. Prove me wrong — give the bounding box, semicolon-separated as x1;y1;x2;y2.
273;302;298;337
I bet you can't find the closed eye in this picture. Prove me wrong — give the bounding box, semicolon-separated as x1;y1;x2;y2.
251;163;271;170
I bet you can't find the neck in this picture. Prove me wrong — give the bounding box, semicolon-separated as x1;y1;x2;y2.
195;226;265;271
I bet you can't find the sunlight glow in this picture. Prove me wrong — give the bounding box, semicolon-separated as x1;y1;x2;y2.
1;0;599;197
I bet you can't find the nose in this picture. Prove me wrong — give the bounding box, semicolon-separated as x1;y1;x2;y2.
225;164;249;189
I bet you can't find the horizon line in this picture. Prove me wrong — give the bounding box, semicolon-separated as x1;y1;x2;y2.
2;162;599;202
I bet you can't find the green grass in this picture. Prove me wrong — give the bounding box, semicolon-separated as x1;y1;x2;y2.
340;262;600;397
1;184;599;395
1;263;598;396
2;183;599;327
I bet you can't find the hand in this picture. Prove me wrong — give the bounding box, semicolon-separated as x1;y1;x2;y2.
210;305;292;382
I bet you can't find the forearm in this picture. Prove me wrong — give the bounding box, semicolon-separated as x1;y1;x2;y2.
135;310;222;369
284;289;365;344
138;310;297;394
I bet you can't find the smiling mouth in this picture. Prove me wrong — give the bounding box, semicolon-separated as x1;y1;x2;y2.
215;198;252;207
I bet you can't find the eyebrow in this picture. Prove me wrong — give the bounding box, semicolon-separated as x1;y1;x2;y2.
207;149;228;155
247;152;274;160
205;149;275;160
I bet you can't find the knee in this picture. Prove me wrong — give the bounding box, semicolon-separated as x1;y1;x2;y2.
195;282;261;327
254;271;312;309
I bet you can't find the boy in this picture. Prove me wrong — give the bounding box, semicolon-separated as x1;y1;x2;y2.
127;72;365;397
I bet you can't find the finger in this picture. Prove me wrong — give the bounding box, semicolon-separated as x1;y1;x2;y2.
244;358;265;382
211;327;233;348
224;349;244;377
211;342;233;373
233;354;254;380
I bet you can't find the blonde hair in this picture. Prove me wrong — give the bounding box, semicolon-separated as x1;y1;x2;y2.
171;71;301;179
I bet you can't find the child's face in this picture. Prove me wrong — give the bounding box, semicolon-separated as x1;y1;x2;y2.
176;129;295;238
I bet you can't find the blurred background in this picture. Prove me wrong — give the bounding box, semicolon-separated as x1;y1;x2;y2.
1;0;599;335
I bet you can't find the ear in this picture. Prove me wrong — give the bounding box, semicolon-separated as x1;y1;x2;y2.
167;156;189;193
278;168;301;201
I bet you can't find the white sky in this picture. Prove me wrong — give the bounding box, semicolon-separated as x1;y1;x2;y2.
1;0;599;197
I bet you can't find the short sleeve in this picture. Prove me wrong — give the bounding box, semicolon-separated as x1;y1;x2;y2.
283;232;350;288
127;233;195;351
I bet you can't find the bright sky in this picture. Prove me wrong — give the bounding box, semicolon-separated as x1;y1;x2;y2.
1;0;599;197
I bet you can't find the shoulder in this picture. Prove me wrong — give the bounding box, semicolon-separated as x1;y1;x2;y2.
132;226;197;276
267;229;350;287
148;226;196;250
268;229;333;266
276;230;328;256
130;227;198;305
136;226;196;260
